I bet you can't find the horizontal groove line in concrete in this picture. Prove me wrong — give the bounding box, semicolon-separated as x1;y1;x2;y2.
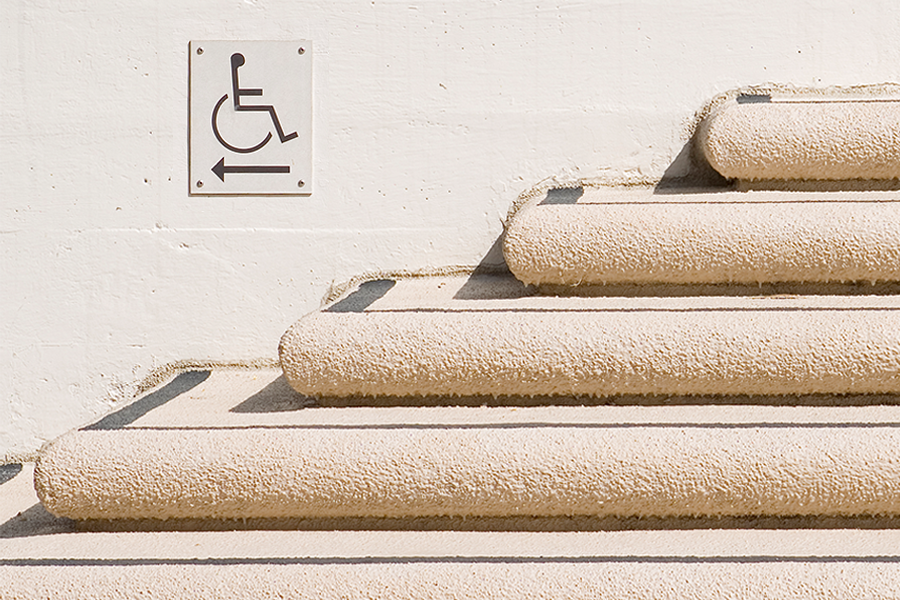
5;556;900;565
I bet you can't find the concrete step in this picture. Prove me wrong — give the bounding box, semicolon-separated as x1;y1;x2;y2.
699;96;900;181
21;266;900;597
280;274;900;398
32;367;900;521
503;186;900;286
8;464;900;599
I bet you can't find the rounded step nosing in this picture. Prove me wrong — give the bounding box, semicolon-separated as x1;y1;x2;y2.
280;310;900;398
35;427;900;520
502;201;900;286
699;101;900;181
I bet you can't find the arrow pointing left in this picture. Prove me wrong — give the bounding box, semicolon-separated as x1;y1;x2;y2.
212;157;290;182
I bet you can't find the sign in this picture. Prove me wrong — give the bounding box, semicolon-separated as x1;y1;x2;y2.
189;41;312;195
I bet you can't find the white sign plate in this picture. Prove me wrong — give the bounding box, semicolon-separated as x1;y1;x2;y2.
189;41;312;195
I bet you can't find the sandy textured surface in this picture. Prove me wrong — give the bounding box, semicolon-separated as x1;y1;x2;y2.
31;365;900;522
700;100;900;180
6;561;900;600
10;466;900;557
35;425;900;520
280;275;900;397
503;187;900;285
8;465;900;598
11;362;900;598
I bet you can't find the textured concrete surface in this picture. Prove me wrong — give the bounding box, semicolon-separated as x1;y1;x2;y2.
35;425;900;520
7;561;900;600
503;187;900;285
28;367;900;521
15;367;900;597
700;99;900;180
8;439;900;599
280;274;900;398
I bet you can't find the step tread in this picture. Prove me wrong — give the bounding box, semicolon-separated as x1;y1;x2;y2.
84;368;900;430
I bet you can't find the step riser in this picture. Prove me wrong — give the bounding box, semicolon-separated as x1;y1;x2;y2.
280;310;900;397
3;562;899;600
504;202;900;285
37;427;900;520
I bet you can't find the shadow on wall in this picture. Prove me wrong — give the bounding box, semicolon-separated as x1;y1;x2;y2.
0;463;22;487
0;503;74;539
317;242;525;307
84;370;211;430
0;464;76;540
231;376;314;413
539;187;584;205
452;236;524;300
653;136;731;194
326;279;397;313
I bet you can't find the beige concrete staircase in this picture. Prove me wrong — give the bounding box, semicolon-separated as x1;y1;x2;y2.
5;93;900;598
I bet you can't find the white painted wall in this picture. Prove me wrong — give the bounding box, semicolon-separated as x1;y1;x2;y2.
3;0;900;458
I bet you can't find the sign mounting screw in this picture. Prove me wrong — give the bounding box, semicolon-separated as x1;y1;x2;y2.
298;47;305;55
297;180;305;187
196;47;204;55
196;180;204;188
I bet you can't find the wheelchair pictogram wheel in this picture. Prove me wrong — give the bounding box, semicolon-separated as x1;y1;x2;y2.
211;93;272;154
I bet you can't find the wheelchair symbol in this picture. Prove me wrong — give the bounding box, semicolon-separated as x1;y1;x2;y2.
211;53;298;154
